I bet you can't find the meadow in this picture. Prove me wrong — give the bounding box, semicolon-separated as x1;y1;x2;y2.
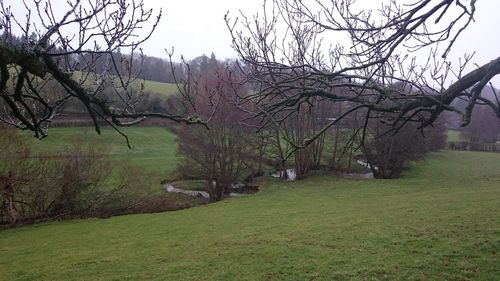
0;148;499;280
28;127;179;193
142;80;179;97
73;71;179;97
447;130;465;142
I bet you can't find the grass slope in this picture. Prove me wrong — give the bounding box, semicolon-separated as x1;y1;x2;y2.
73;71;179;96
1;151;500;280
142;80;179;97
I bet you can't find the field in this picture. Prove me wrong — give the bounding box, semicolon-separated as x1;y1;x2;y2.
73;71;179;97
142;80;179;96
28;126;178;192
8;69;179;97
1;148;499;280
447;130;464;142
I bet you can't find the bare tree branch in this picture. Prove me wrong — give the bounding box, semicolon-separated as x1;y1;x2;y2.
226;0;495;149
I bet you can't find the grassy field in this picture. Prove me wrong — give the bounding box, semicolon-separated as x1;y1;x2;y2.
28;126;178;191
1;150;499;280
447;130;464;142
73;71;179;97
142;80;179;96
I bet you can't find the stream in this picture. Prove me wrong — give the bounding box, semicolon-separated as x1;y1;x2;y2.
163;183;258;199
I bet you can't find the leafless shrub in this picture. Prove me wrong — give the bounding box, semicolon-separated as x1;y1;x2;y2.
0;129;114;225
362;115;447;179
173;56;262;201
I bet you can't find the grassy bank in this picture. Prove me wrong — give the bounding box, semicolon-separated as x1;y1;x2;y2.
1;151;499;280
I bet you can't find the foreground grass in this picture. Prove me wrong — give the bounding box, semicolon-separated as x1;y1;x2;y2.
1;151;500;280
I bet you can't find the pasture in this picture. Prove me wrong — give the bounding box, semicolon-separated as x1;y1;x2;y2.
72;71;179;97
28;127;178;192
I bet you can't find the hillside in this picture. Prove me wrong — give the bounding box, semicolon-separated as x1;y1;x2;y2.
142;79;179;97
1;151;499;280
72;71;179;97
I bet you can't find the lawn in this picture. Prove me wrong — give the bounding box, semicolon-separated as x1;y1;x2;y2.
1;151;499;280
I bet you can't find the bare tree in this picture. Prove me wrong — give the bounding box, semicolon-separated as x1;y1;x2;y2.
174;56;259;202
0;0;200;142
225;0;500;153
458;86;500;145
277;98;332;179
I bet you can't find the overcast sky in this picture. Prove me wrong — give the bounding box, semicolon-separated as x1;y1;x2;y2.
143;0;500;66
6;0;500;75
142;0;259;60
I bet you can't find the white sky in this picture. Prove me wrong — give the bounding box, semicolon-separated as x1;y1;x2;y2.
142;0;259;60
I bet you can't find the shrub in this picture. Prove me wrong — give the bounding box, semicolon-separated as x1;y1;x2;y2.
0;130;113;224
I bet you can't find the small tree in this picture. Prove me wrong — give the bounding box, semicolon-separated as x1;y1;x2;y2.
175;56;258;201
280;99;331;179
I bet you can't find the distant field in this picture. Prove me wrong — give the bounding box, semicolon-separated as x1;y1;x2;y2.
29;126;178;192
142;80;179;96
1;150;499;280
447;129;464;142
73;71;179;96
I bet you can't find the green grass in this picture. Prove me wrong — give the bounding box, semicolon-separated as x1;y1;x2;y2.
447;130;464;142
1;150;499;280
29;126;178;191
73;71;179;96
142;80;179;96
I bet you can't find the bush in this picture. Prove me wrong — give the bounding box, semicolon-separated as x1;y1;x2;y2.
363;116;446;179
0;130;113;224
